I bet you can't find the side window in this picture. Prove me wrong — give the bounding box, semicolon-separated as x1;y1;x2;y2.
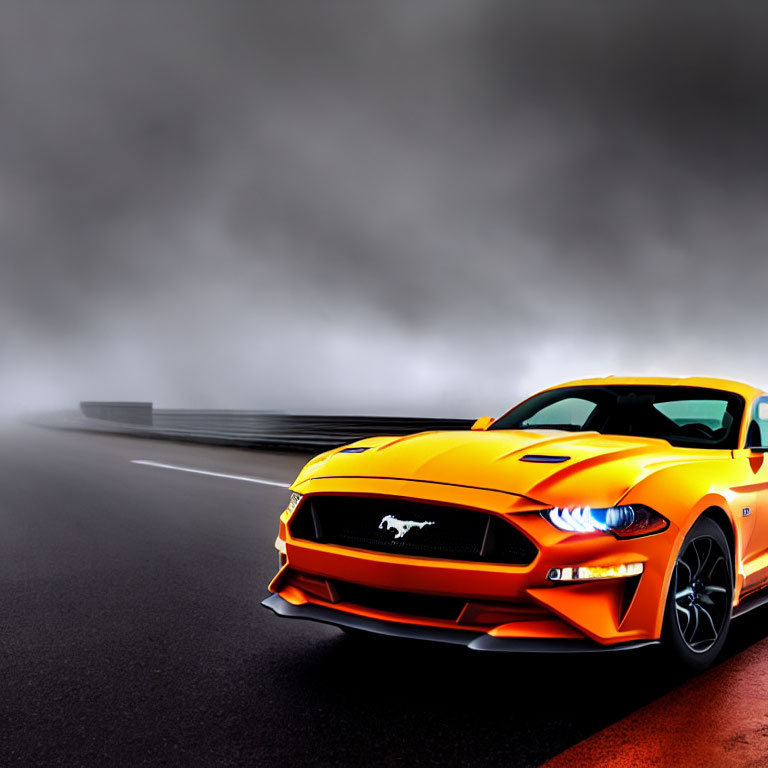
654;399;729;431
748;398;768;448
522;397;597;428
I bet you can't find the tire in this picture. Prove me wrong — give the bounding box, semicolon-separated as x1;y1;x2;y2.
661;517;733;673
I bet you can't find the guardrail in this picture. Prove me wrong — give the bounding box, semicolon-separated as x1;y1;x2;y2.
29;403;475;452
80;401;153;425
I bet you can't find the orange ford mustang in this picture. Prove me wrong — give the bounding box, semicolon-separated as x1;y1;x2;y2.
263;377;768;670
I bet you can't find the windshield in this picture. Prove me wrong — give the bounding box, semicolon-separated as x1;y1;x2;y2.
489;385;744;449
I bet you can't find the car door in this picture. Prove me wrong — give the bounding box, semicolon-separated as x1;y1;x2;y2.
738;396;768;596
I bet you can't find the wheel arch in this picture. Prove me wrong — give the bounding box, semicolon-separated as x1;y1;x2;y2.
696;506;737;586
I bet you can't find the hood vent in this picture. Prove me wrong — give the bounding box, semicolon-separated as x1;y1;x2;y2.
520;454;570;464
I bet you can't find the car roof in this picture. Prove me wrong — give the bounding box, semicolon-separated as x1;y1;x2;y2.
548;376;766;401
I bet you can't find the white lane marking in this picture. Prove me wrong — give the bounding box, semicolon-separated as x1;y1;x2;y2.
131;460;291;488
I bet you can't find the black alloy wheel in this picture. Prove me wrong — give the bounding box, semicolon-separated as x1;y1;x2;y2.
662;517;733;672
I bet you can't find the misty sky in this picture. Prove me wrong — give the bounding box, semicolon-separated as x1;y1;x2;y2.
2;1;768;416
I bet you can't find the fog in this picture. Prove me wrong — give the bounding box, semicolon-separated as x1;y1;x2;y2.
2;1;768;416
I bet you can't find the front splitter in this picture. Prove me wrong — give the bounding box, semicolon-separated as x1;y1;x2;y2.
261;594;659;653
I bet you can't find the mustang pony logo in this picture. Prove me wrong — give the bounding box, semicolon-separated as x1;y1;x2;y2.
378;514;435;539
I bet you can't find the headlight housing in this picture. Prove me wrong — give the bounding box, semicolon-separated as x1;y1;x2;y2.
542;504;668;538
287;492;303;513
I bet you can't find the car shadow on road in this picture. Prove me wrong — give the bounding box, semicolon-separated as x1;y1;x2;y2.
217;626;686;767
212;604;768;768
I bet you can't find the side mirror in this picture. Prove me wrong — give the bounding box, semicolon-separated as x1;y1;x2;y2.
471;416;495;431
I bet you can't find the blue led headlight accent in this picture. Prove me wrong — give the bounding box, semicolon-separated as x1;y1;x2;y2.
543;504;668;538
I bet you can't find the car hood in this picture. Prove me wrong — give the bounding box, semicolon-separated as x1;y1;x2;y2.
293;429;708;508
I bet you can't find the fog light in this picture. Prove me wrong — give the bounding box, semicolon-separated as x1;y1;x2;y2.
547;562;644;581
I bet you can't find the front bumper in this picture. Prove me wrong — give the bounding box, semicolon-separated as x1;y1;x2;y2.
267;478;680;646
262;594;659;653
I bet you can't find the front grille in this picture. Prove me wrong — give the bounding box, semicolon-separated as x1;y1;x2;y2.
336;580;466;620
289;495;538;565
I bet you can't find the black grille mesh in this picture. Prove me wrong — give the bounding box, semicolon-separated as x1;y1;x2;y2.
290;495;538;565
336;581;466;620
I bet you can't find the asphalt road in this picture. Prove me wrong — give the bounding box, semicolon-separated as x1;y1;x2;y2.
3;424;768;767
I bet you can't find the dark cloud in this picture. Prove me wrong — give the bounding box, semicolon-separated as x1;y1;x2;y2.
2;1;768;415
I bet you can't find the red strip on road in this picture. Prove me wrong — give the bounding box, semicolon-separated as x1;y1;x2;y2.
541;639;768;768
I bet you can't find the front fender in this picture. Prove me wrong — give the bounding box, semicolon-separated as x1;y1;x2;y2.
621;460;742;625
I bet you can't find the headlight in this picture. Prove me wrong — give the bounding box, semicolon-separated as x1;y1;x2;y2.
287;492;303;513
542;504;668;538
